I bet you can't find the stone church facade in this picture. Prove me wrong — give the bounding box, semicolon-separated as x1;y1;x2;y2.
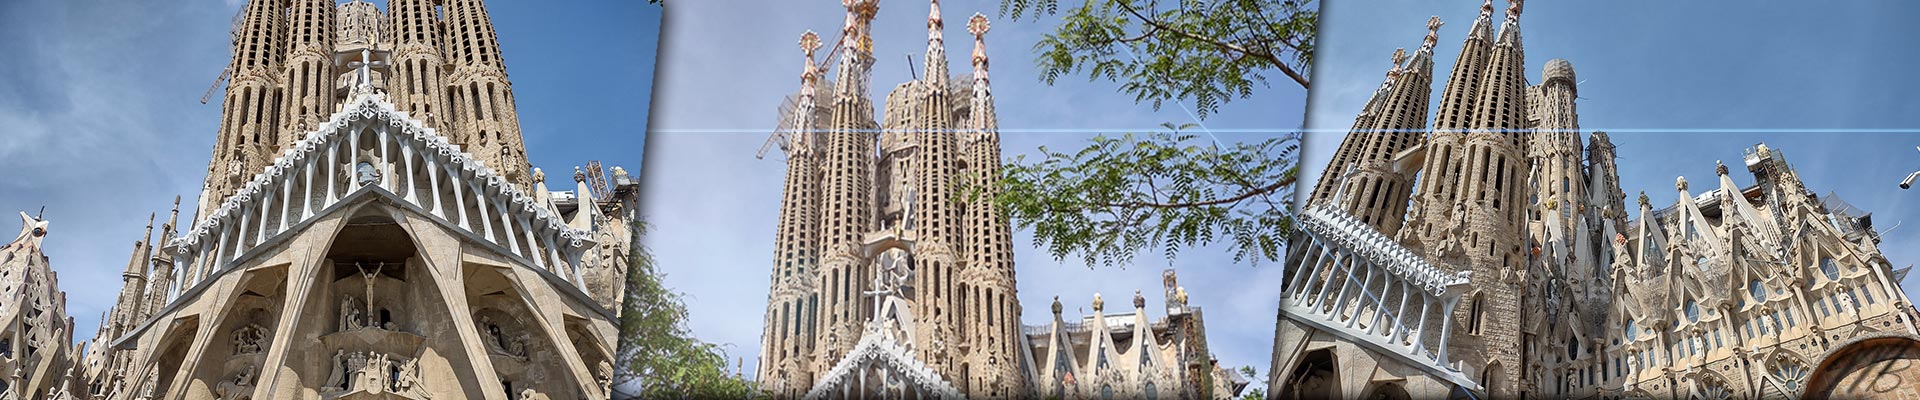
1269;1;1920;399
752;1;1243;399
0;1;638;399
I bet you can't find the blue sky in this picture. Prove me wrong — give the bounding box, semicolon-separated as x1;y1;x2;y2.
1302;1;1920;314
640;0;1304;391
0;1;658;342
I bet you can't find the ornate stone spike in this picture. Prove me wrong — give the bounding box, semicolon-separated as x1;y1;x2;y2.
1716;160;1729;176
928;0;943;30
1481;0;1495;17
1424;16;1443;48
1676;176;1688;192
800;30;821;57
1508;0;1523;19
1392;48;1408;67
969;13;991;68
968;13;990;39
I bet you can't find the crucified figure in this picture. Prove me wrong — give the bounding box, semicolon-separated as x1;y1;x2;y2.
358;262;384;330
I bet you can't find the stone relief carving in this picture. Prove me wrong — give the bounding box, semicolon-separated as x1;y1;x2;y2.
324;350;430;398
233;322;268;355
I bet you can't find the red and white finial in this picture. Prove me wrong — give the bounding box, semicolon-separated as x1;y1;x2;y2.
800;30;822;82
969;13;991;73
929;0;944;35
1507;0;1523;20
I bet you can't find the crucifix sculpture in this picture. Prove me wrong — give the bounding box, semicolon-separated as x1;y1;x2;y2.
357;262;384;329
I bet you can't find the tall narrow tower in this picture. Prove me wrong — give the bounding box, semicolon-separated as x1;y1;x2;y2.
106;215;154;342
758;30;827;397
957;13;1025;397
909;0;964;375
811;0;881;374
279;0;338;147
444;0;532;188
1525;59;1583;276
1307;17;1440;236
1416;0;1533;395
388;0;453;134
201;0;288;217
145;197;181;320
1406;0;1497;240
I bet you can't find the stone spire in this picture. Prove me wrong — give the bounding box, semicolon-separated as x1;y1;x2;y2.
445;0;532;188
758;30;827;397
279;0;339;149
958;13;1026;397
146;196;181;319
813;0;883;374
389;0;454;134
909;0;964;373
1308;16;1438;236
108;214;155;341
200;0;290;218
1408;2;1500;238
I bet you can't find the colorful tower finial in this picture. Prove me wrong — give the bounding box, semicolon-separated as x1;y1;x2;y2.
929;0;944;34
801;30;823;82
969;13;991;74
1423;16;1443;50
1481;0;1496;18
1387;48;1407;79
1507;0;1524;20
841;0;880;55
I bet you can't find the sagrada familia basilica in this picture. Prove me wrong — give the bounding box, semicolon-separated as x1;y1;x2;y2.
1270;1;1920;399
0;0;638;398
751;0;1246;398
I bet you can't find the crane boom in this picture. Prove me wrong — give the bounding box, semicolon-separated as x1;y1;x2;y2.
200;64;231;104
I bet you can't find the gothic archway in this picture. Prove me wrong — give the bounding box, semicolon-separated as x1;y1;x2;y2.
1804;334;1920;400
1278;348;1339;400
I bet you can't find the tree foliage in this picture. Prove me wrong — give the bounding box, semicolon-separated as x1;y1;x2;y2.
991;130;1298;268
614;221;766;399
1001;0;1316;118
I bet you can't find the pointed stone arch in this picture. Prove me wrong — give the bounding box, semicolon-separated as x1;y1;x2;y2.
1276;348;1339;400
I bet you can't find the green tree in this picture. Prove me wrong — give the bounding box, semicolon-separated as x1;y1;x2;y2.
992;129;1298;268
614;221;767;399
989;0;1310;269
1001;0;1316;118
1238;366;1266;400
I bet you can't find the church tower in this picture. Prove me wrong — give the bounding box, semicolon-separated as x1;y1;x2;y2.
909;0;964;375
105;215;154;342
811;0;881;374
202;0;288;217
1413;0;1532;395
388;0;454;134
758;30;827;397
444;0;533;188
1306;16;1440;236
1405;0;1497;241
957;13;1026;397
278;0;337;148
1524;58;1582;276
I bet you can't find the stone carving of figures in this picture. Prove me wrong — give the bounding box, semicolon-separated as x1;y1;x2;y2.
233;322;267;354
364;352;390;393
596;360;614;394
326;350;348;391
520;388;540;400
341;296;364;331
356;161;381;187
396;357;429;398
346;352;369;391
480;316;508;355
510;331;531;358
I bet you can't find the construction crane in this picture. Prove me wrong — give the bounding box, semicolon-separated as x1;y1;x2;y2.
202;8;246;104
584;160;611;201
756;131;789;160
200;64;231;104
